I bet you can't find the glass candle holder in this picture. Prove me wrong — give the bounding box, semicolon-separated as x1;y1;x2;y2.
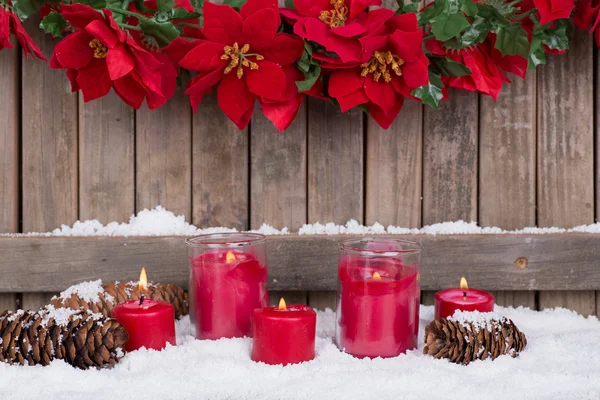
336;238;422;358
186;233;268;340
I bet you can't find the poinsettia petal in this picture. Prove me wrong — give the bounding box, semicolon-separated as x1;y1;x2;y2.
105;10;128;43
114;74;146;109
367;94;404;130
164;37;202;67
257;34;304;66
400;57;429;89
348;0;380;20
533;0;574;25
328;68;364;97
425;38;447;56
77;58;112;102
260;94;304;132
332;21;367;37
240;0;279;21
294;0;332;18
185;68;225;96
66;69;79;92
385;12;419;33
294;17;329;46
364;77;397;113
59;4;103;30
337;88;369;112
54;30;95;69
179;40;228;72
85;19;118;48
242;8;280;49
106;43;135;81
280;8;303;21
175;0;194;12
326;34;362;63
360;35;386;63
355;8;394;33
389;29;423;62
217;74;255;129
202;2;243;45
245;61;287;100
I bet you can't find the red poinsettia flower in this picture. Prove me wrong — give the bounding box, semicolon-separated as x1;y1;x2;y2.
50;4;177;109
326;13;428;129
528;0;574;25
0;3;44;60
169;0;305;131
280;0;394;63
574;0;600;45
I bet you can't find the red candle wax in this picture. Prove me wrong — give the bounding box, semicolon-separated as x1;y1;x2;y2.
434;288;494;320
112;298;176;352
191;249;268;340
337;259;420;358
251;303;316;365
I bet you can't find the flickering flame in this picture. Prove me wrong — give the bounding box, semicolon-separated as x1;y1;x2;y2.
372;272;382;281
226;251;236;264
139;267;148;291
279;297;287;311
460;277;468;290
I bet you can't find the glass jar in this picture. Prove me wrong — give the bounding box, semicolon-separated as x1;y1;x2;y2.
336;237;422;358
186;233;268;340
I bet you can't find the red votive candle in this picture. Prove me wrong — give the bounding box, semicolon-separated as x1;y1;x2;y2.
252;298;316;365
186;233;268;340
434;277;495;320
336;238;422;359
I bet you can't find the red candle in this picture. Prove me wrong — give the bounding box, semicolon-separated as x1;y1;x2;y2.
251;298;316;365
112;268;176;352
337;257;420;358
434;277;495;320
191;248;268;340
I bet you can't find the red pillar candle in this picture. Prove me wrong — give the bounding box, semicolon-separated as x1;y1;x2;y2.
186;234;268;340
336;238;422;359
434;277;495;320
112;268;176;352
251;298;316;365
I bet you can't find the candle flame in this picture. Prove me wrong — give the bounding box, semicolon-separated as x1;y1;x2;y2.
279;297;287;311
460;276;468;290
226;251;236;264
139;267;148;291
372;272;382;281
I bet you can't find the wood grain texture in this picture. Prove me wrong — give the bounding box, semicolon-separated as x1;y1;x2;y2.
423;90;478;225
251;102;307;230
22;19;78;232
22;293;57;310
0;294;18;312
136;94;192;218
421;291;436;306
0;43;19;233
480;75;536;230
79;92;135;222
1;235;600;292
308;291;337;310
366;100;422;227
539;291;596;317
193;95;248;229
492;291;535;309
308;100;364;224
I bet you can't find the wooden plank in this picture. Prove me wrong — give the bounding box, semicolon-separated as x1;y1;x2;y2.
0;42;19;233
365;100;422;227
22;19;78;232
492;291;535;309
1;234;600;292
0;294;18;312
250;102;307;231
422;90;478;225
538;30;595;314
136;93;192;218
193;94;248;229
308;291;336;310
539;291;596;317
22;293;57;310
308;100;363;224
79;92;135;222
269;291;308;307
421;291;436;306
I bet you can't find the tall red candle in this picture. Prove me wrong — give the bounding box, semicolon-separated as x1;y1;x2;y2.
434;277;494;320
186;234;268;340
251;298;316;365
336;238;422;359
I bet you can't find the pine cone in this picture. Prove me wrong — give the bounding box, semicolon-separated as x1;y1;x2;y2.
0;307;128;369
423;317;527;365
50;281;188;319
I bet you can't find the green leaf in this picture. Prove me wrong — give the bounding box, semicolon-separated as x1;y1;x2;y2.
459;15;490;46
139;19;182;47
495;23;529;57
78;0;107;8
460;0;478;17
430;12;470;41
156;0;175;12
411;70;444;108
189;0;204;12
171;8;201;20
223;0;246;8
284;0;295;9
296;65;321;92
543;21;570;51
401;2;418;13
12;0;47;20
39;11;68;37
430;56;471;77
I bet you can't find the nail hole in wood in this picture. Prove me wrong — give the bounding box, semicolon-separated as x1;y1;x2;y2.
514;257;528;270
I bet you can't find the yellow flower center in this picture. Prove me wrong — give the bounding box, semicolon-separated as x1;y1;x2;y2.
319;0;348;28
360;51;404;83
89;39;108;59
221;42;264;79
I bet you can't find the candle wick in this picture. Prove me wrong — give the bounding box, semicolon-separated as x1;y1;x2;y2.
463;291;467;300
139;294;145;306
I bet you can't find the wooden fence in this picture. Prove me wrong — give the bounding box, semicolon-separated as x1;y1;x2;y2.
0;8;598;316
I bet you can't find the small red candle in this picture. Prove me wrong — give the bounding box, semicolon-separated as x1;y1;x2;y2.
251;298;316;365
190;247;268;340
112;268;176;352
434;277;495;320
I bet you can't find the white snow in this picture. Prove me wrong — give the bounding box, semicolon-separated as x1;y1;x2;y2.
0;306;598;399
53;279;105;304
5;205;600;237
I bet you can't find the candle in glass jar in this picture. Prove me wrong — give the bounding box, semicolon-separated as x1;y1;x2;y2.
434;277;494;320
251;298;316;365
